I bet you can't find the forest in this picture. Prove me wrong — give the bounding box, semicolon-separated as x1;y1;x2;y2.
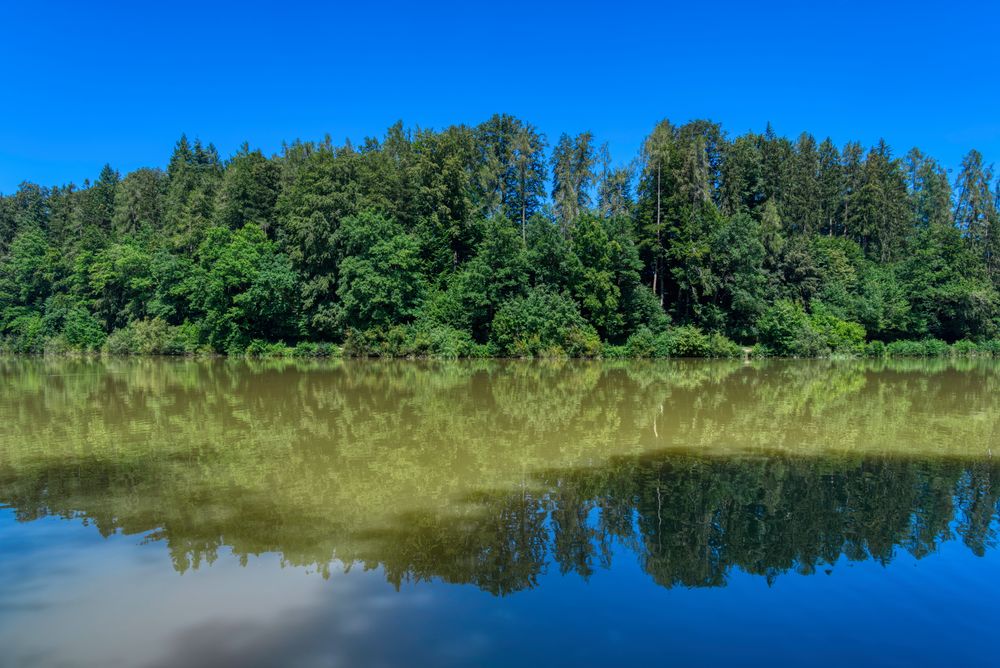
2;115;1000;357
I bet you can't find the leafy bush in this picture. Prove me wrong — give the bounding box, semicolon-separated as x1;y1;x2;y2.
621;324;741;358
756;300;820;356
756;300;865;356
864;340;887;358
658;325;712;357
885;338;950;357
102;318;198;355
601;343;629;360
885;340;923;357
808;306;866;355
244;340;293;358
979;339;1000;356
0;309;47;353
490;287;601;358
291;342;340;358
706;332;744;358
624;327;657;358
923;338;950;356
951;340;979;356
343;324;486;359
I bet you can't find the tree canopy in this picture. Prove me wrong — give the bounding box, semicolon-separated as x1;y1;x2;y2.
2;114;999;356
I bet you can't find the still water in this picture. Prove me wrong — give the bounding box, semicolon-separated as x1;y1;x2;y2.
0;358;998;667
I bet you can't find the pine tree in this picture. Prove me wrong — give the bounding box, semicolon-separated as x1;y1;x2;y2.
550;132;595;233
954;150;999;282
816;138;842;236
785;133;821;235
637;120;674;304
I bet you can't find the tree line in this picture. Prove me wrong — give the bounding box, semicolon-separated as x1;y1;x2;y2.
2;115;999;356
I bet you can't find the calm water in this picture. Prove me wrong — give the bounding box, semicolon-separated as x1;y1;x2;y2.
0;358;998;667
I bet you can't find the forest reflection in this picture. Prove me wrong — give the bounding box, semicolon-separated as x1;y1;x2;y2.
0;358;998;595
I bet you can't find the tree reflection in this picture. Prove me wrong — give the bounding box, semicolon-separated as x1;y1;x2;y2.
0;358;998;594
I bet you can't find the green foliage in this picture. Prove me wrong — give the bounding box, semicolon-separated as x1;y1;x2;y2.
756;300;818;356
656;325;742;358
756;300;865;356
290;341;341;358
42;295;106;351
103;318;200;355
335;211;425;334
3;117;1000;357
192;224;299;352
864;340;887;358
244;340;293;358
623;325;741;358
885;339;951;358
0;309;47;353
807;304;867;355
490;287;600;357
624;327;657;358
343;324;486;359
951;340;979;356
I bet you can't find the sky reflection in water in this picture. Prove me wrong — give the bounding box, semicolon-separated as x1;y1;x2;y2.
0;358;998;667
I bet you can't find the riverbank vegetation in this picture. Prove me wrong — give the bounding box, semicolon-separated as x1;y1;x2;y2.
2;116;1000;357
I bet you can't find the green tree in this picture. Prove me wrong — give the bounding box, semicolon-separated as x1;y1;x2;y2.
216;145;282;233
193;224;299;351
550;132;595;233
335;212;424;333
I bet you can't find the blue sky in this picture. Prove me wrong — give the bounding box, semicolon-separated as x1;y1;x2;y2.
2;0;999;192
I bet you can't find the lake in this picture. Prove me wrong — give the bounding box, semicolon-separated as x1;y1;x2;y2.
0;358;998;667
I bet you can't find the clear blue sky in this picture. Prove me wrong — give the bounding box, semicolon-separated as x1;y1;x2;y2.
2;0;999;193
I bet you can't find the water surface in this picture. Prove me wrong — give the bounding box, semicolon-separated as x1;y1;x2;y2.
1;358;998;667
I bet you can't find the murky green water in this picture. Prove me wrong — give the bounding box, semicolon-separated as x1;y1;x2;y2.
1;358;998;667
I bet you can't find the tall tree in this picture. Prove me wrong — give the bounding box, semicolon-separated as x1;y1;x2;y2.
816;138;842;236
550;132;595;233
954;149;1000;282
784;133;821;235
216;144;282;233
637;120;674;305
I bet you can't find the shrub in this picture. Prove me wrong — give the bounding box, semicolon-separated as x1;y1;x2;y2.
244;340;293;358
885;338;950;357
923;338;950;357
624;327;656;358
1;310;47;353
809;308;866;355
756;300;866;356
951;340;980;356
601;343;629;360
885;340;924;357
43;335;74;356
658;325;711;357
102;318;199;355
979;339;1000;356
865;340;887;358
58;305;106;351
343;324;485;358
756;300;820;356
490;288;601;358
291;342;340;358
638;325;742;358
707;332;744;358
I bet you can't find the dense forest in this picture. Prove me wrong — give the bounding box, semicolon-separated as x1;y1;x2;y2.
2;115;1000;357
